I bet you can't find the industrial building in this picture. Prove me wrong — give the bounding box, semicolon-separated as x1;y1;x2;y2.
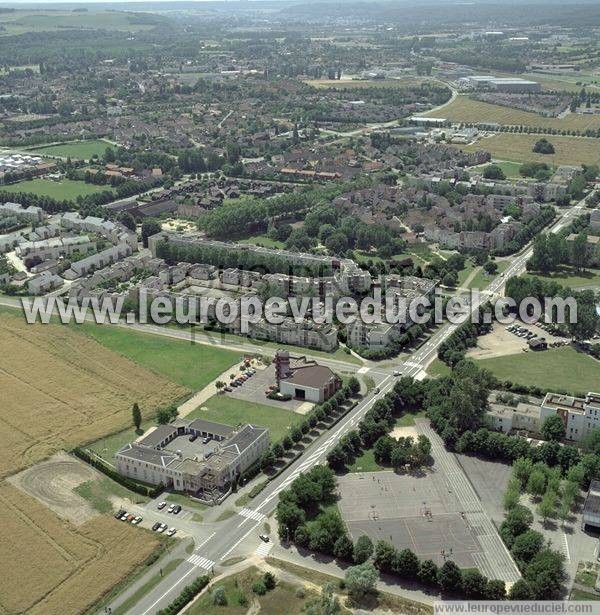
460;75;541;92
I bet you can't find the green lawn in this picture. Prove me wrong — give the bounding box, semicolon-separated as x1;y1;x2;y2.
188;566;317;615
394;410;426;427
1;178;114;200
570;588;600;601
75;476;149;513
186;395;304;442
86;423;151;465
476;346;599;396
472;160;526;179
79;324;240;390
456;259;477;287
347;448;384;473
523;266;600;289
26;139;116;159
237;234;284;249
467;261;509;290
427;358;452;378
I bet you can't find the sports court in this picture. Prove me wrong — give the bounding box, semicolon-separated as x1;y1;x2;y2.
338;470;481;568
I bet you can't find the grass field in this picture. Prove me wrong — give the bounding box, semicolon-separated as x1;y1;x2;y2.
475;346;599;396
461;133;600;167
188;565;320;615
0;10;158;36
1;177;113;200
523;266;600;289
237;234;285;249
80;324;240;390
187;395;303;442
0;313;187;479
26;138;116;159
472;160;525;179
75;476;149;514
427;358;452;378
0;482;160;615
467;261;509;291
428;95;600;132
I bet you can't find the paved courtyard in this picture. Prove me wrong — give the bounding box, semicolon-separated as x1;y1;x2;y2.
338;471;480;568
337;419;522;584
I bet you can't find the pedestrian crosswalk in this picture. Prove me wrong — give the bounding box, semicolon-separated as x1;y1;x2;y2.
255;541;273;557
239;507;265;522
187;553;215;570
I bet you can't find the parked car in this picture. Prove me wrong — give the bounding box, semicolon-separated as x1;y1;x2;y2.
157;523;168;533
167;504;176;513
393;370;401;376
166;527;177;537
120;512;129;521
202;437;210;444
152;522;161;531
172;505;182;515
157;501;167;510
189;434;197;442
126;514;135;522
132;516;142;525
259;534;270;543
224;386;232;392
114;509;126;520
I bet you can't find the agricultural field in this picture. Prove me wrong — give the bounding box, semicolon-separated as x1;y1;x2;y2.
26;139;116;160
79;324;241;390
187;395;304;442
462;133;600;166
475;346;599;396
428;95;600;132
0;312;187;478
0;482;160;615
0;10;159;36
1;178;114;200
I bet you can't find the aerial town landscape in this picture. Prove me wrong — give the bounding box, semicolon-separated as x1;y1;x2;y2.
1;0;600;613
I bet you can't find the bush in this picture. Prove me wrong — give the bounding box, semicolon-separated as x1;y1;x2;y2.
252;580;267;595
212;586;227;606
156;575;210;615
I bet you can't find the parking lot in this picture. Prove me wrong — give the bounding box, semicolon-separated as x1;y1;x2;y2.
338;471;481;569
467;321;568;360
225;364;311;413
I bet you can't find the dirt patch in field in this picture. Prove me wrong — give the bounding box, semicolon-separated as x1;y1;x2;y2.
390;425;419;440
8;452;100;525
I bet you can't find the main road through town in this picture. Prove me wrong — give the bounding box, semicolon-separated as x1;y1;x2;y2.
102;194;590;614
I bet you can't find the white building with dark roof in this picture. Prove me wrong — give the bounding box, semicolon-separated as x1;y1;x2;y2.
115;418;269;503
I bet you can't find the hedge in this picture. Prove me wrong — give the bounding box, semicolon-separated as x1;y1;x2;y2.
73;447;163;498
156;575;210;615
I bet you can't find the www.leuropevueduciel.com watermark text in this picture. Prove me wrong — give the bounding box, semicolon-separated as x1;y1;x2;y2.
19;287;580;331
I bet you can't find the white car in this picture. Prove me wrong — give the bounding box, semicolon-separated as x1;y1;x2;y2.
167;504;176;513
393;370;401;376
156;523;168;533
132;516;143;525
166;527;177;537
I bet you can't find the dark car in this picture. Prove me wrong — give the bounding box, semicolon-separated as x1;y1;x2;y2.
114;508;126;520
151;522;161;531
172;505;182;514
189;434;197;442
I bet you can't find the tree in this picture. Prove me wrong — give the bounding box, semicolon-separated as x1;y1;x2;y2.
483;260;498;275
540;415;565;442
212;585;227;605
537;490;557;523
276;501;305;541
353;535;374;564
118;211;137;232
513;457;533;488
526;469;547;498
486;579;506;600
344;562;378;599
156;405;178;424
439;560;462;592
509;579;535;600
141;218;161;248
373;540;396;573
393;548;420;580
483;165;506;180
418;559;439;586
263;571;276;590
307;583;341;615
132;402;142;430
461;569;488;598
511;529;544;565
333;534;354;561
533;138;555;154
348;376;360;395
570;232;589;272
